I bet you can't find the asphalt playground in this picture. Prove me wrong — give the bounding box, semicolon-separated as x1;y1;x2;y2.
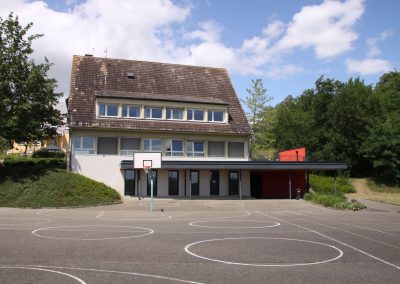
0;198;399;283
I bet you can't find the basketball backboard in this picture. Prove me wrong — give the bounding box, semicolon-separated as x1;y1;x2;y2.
133;152;162;169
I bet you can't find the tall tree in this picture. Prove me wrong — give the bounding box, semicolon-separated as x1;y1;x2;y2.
241;79;272;158
242;79;272;126
0;13;63;151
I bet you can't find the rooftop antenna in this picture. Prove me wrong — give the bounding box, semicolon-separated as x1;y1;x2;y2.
104;47;108;58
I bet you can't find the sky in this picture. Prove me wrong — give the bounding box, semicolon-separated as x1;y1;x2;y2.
0;0;399;112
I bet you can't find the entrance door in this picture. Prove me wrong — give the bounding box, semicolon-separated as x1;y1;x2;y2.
210;171;219;196
191;170;199;196
147;170;157;196
168;170;179;196
229;171;239;195
124;170;135;196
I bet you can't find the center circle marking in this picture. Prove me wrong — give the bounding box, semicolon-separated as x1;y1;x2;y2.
185;237;343;267
32;225;154;241
189;220;280;229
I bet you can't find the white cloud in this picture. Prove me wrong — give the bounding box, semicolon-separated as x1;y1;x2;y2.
346;58;392;75
184;20;222;42
0;0;367;109
276;0;364;59
366;30;393;58
265;64;304;79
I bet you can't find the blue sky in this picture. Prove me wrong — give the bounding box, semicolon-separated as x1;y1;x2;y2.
0;0;399;109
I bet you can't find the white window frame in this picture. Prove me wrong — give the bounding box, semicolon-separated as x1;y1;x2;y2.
143;138;162;152
187;141;205;157
122;105;140;118
73;136;95;155
98;103;119;117
208;110;224;122
187;109;204;121
166;108;184;120
144;107;163;119
165;139;184;156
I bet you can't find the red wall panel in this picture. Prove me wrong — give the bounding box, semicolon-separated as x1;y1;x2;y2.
261;171;306;198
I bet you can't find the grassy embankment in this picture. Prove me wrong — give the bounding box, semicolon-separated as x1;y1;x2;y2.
0;157;121;208
346;178;400;206
304;174;366;210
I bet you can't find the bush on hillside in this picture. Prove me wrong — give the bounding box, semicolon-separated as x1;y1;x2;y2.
310;174;355;194
32;149;66;158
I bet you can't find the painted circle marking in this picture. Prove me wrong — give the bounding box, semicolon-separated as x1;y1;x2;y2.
185;237;343;267
0;266;86;283
0;218;51;226
189;220;280;229
32;225;154;241
205;202;244;208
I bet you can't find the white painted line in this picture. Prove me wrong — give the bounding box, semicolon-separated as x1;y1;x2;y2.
139;202;180;208
184;237;343;267
172;211;251;221
96;211;105;218
32;225;154;241
0;218;51;226
296;216;400;250
189;220;280;229
255;211;400;271
306;214;398;237
205;202;244;208
23;265;204;284
0;266;86;284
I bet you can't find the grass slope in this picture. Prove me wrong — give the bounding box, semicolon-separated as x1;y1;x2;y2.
305;174;365;210
347;178;400;206
0;168;121;208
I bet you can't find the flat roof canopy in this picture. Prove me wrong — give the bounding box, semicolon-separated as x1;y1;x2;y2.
121;160;347;171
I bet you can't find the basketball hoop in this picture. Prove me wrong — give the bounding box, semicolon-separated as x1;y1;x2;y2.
144;166;150;175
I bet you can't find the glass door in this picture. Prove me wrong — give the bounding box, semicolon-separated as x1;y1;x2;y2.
210;171;219;196
191;171;199;196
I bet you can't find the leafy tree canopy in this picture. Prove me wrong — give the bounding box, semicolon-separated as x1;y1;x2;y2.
0;13;63;150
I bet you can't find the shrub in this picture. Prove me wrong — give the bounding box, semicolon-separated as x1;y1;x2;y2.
304;192;365;210
32;149;66;158
310;174;355;194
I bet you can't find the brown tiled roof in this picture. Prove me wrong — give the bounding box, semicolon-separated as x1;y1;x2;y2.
68;55;251;135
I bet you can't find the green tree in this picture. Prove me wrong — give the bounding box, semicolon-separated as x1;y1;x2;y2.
362;72;400;183
0;13;63;152
241;79;273;158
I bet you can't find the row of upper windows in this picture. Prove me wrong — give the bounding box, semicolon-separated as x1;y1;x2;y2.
97;103;226;123
73;136;245;158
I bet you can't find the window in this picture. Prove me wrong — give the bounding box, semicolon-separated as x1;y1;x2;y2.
144;139;162;152
208;141;225;157
166;108;183;120
99;103;118;117
122;105;140;118
73;136;95;154
228;142;245;158
165;139;183;156
187;141;204;157
168;170;179;195
144;107;162;119
208;110;224;122
120;138;140;155
187;109;204;121
97;137;118;155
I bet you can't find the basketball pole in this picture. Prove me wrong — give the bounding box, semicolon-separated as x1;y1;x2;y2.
149;169;154;212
